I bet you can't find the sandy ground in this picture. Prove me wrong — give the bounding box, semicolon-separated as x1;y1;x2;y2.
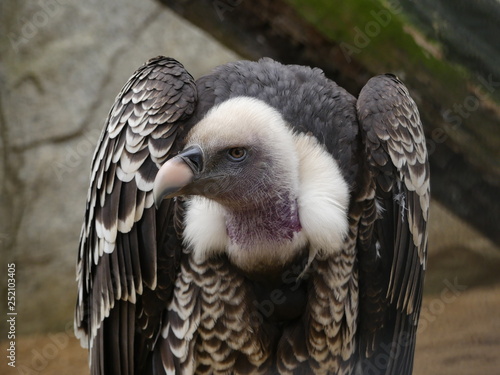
414;283;500;374
2;201;499;374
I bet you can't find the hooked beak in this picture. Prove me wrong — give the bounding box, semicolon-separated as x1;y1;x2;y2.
153;145;204;208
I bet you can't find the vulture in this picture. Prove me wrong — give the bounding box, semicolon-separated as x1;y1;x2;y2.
75;56;429;375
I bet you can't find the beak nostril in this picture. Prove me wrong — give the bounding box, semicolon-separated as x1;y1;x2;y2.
180;145;204;173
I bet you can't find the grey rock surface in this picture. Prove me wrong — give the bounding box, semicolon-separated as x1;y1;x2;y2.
0;0;238;334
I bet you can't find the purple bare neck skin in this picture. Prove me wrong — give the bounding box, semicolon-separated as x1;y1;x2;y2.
225;192;302;247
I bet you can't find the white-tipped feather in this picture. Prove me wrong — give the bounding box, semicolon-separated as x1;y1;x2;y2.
103;240;114;254
117;210;135;233
115;165;135;183
135;192;146;222
144;191;154;209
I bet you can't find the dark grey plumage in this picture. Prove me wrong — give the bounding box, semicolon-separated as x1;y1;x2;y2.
75;56;429;375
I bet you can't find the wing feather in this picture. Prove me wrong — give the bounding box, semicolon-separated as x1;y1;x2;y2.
356;74;429;374
75;56;197;374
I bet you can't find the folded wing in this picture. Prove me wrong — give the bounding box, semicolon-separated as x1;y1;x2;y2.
75;57;197;375
356;74;429;375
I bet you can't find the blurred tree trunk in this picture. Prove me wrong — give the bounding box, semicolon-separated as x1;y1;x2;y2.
160;0;369;94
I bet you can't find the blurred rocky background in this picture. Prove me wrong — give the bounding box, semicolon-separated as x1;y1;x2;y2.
0;0;499;374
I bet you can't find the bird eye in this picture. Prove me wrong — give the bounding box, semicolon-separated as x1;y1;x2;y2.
227;147;247;162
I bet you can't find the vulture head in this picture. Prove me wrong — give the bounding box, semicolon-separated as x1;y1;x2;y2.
154;97;350;274
154;97;299;209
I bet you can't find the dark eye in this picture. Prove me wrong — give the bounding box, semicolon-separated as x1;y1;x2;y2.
227;147;248;162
